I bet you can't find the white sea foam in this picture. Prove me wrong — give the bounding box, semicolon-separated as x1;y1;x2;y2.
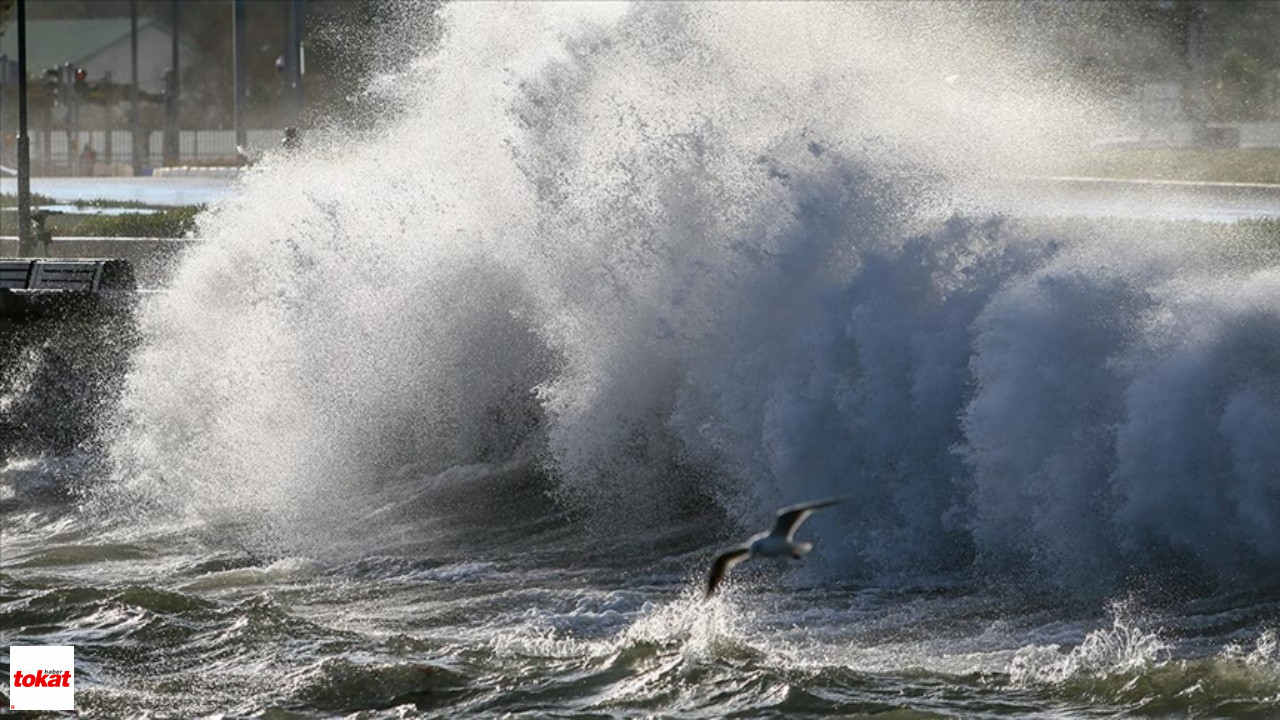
1009;606;1172;686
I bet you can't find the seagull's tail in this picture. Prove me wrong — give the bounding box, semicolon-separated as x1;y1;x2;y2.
789;542;813;559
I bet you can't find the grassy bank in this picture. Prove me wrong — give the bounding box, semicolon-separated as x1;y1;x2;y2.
1048;148;1280;185
1235;217;1280;251
1;194;202;238
45;206;202;238
1010;215;1280;264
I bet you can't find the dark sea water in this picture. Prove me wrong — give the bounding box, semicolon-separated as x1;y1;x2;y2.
6;3;1280;717
8;456;1280;718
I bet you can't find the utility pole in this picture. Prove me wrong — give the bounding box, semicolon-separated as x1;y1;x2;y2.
65;63;77;176
163;0;180;165
284;0;304;128
233;0;246;151
16;0;33;254
103;72;113;165
0;56;4;178
130;0;141;176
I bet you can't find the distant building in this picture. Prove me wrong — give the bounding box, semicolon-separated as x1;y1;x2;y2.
0;18;192;93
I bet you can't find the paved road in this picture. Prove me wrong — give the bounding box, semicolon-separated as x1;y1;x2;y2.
4;175;1280;223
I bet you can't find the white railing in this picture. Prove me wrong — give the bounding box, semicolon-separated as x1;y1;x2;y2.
16;129;287;169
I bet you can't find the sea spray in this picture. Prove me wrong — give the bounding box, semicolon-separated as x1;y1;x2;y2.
1009;602;1171;687
93;3;1280;593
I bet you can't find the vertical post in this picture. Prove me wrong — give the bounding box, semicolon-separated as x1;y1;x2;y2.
164;0;180;165
1189;1;1208;125
0;57;5;180
130;0;141;176
17;0;33;254
103;72;113;166
40;116;48;171
295;0;305;119
65;63;75;175
233;0;247;150
284;0;303;128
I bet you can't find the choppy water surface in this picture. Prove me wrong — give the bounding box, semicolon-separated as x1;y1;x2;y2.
8;460;1280;718
6;3;1280;717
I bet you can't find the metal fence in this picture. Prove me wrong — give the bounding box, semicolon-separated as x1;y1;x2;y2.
16;129;285;174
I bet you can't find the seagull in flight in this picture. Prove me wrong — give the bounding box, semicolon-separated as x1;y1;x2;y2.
705;497;842;597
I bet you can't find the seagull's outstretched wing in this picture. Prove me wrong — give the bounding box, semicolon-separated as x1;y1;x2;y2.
706;547;751;597
771;497;842;540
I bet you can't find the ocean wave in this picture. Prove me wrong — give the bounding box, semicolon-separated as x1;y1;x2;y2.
85;2;1280;596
